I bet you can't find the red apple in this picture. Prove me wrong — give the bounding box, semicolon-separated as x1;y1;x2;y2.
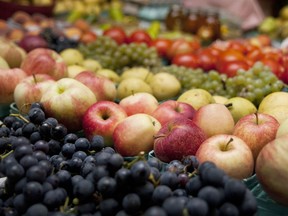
153;118;207;163
193;103;235;138
74;71;117;101
20;48;68;80
82;101;127;146
256;135;288;206
196;134;254;180
233;113;280;161
113;113;161;157
119;92;159;116
40;78;96;132
152;100;196;126
14;74;55;114
0;68;27;104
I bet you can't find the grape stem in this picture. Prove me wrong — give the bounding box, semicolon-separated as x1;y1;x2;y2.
0;150;13;161
10;113;29;123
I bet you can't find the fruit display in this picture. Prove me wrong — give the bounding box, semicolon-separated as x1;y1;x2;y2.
2;4;288;215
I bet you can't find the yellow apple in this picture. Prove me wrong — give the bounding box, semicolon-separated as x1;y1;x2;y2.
276;118;288;138
96;68;121;84
0;56;10;69
261;106;288;124
258;92;288;113
177;88;215;110
120;67;154;83
67;65;87;78
213;95;228;104
225;97;258;123
82;58;102;72
60;48;84;66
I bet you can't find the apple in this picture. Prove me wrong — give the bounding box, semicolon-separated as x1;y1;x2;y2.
258;91;288;113
40;78;96;132
120;67;154;83
192;103;235;138
119;92;159;116
177;88;215;110
152;100;196;126
233;113;280;160
96;68;120;84
20;48;68;80
256;135;288;206
67;65;87;78
196;134;254;180
113;113;161;157
276;118;288;138
117;78;153;100
212;95;228;104
14;74;55;114
153;118;207;163
0;68;27;104
224;97;258;123
0;38;27;68
82;101;127;146
74;71;117;101
260;106;288;124
0;56;10;69
148;72;181;101
60;48;84;66
82;58;102;72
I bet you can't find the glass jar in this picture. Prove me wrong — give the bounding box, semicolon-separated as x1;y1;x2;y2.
165;4;186;31
183;8;200;34
204;10;221;40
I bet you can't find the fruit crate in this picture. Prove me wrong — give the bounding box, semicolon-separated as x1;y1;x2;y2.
0;0;56;20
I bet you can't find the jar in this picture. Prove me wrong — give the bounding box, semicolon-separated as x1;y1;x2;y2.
183;8;200;34
165;4;186;31
204;10;221;40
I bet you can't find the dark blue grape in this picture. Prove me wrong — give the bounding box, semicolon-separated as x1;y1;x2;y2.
159;171;179;189
3;116;17;128
101;147;115;154
198;161;217;176
42;181;53;194
19;155;38;170
224;178;247;204
197;186;222;208
186;197;209;216
30;131;42;144
81;162;96;177
38;160;53;175
152;185;172;205
200;166;226;187
26;165;47;183
99;198;120;216
86;165;109;184
162;196;188;216
28;108;46;125
150;167;161;181
71;175;84;186
77;202;96;215
114;167;131;186
14;144;33;160
33;150;49;161
46;175;60;188
134;181;154;201
64;133;78;144
33;140;49;153
14;177;27;194
147;157;163;170
185;175;203;196
11;136;30;150
122;193;141;215
89;135;104;151
172;188;187;197
23;181;43;203
130;161;151;184
43;188;67;209
22;123;37;138
95;151;112;166
47;139;61;155
165;160;185;174
5;162;25;182
0;127;10;137
12;119;24;131
50;124;68;140
97;176;117;198
238;189;258;216
108;153;124;172
177;173;189;188
75;138;90;151
73;179;95;200
56;170;71;187
219;202;239;216
13;193;27;214
72;151;87;160
144;206;167;216
61;143;76;158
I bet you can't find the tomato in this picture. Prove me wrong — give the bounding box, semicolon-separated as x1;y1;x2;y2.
172;53;199;69
227;40;247;54
103;26;127;45
196;49;217;71
219;60;250;77
80;31;97;44
128;29;152;45
218;49;245;63
167;38;200;60
256;34;272;47
261;58;284;78
150;38;173;58
246;49;263;62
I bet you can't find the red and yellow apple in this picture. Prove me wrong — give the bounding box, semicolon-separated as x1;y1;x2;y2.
233;113;280;160
82;101;127;146
0;68;27;104
113;113;161;157
40;78;96;131
119;92;159;116
152;100;196;126
196;134;254;180
153;118;207;163
74;71;117;101
192;103;235;138
14;74;55;114
256;135;288;206
20;48;68;80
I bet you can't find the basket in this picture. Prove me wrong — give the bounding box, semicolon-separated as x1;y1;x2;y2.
0;0;56;20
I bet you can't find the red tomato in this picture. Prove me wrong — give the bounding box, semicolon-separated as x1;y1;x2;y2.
150;38;173;58
256;34;272;47
219;60;250;77
172;53;199;69
167;38;200;60
197;49;217;71
103;26;127;45
261;58;284;78
246;49;263;62
227;40;247;54
128;29;152;45
218;49;245;63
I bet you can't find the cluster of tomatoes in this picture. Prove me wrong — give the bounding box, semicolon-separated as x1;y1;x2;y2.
102;26;288;84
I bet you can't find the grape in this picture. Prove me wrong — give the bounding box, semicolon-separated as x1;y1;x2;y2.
159;171;179;189
25;203;48;216
64;133;79;144
26;165;47;183
144;206;167;216
152;185;172;205
219;202;239;216
122;193;141;214
74;138;90;151
185;197;209;216
97;176;117;198
197;186;222;208
23;181;43;203
73;179;95;201
224;178;247;204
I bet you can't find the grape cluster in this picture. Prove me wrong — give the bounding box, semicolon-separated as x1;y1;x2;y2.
0;104;258;215
40;28;79;53
78;36;162;73
154;62;285;106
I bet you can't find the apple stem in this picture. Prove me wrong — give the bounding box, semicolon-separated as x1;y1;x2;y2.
255;112;259;125
225;103;233;108
32;74;37;84
225;137;234;151
153;134;166;139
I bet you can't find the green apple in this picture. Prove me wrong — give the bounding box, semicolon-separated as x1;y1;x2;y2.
213;95;228;104
117;78;153;100
225;97;257;123
0;56;10;69
148;72;181;101
177;88;215;110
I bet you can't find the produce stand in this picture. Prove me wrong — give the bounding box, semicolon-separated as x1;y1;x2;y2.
1;0;288;215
